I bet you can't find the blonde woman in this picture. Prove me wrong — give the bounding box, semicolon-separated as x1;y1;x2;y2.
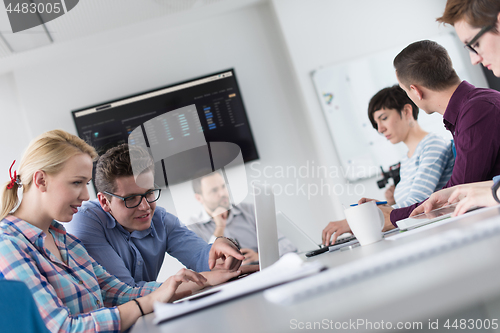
0;130;240;332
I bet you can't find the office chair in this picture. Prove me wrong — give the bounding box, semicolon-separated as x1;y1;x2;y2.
0;279;50;333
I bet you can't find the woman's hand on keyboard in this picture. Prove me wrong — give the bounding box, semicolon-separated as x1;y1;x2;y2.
322;219;351;246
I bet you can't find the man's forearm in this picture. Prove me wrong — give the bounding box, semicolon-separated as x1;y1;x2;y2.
213;226;225;238
390;202;420;226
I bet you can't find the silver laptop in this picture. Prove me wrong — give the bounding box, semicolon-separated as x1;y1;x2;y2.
253;182;280;270
276;211;319;253
276;211;358;256
174;184;280;303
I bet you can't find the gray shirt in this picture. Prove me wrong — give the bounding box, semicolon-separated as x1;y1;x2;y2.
187;202;296;256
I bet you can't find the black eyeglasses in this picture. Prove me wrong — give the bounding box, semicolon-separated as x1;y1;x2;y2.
104;189;161;208
464;25;493;55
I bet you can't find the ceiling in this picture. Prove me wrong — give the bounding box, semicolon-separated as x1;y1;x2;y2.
0;0;263;59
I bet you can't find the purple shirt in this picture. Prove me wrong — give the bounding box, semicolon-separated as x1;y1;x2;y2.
391;81;500;225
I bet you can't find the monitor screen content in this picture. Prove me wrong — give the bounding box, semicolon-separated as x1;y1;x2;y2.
72;69;259;186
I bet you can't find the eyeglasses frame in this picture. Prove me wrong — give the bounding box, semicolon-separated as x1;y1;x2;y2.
464;25;493;55
103;188;161;208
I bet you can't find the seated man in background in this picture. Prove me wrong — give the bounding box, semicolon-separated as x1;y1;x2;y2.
187;171;296;264
367;85;454;209
67;144;255;287
322;40;500;245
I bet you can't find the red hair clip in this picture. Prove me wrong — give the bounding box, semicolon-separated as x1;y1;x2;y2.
6;160;17;190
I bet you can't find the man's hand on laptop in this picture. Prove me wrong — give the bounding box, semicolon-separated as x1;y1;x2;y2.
200;269;242;287
241;248;259;265
199;265;259;288
209;237;245;271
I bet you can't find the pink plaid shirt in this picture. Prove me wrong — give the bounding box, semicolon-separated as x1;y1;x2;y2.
0;215;161;332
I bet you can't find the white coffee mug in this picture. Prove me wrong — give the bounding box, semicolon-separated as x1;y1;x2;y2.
344;201;385;246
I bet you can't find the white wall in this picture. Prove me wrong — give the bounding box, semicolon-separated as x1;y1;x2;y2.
0;73;31;178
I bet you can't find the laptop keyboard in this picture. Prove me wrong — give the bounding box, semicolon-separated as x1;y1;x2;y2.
332;235;356;245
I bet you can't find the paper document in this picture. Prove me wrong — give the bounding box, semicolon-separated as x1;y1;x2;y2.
153;253;324;324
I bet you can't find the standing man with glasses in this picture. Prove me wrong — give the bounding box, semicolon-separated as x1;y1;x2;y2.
67;144;253;288
408;0;500;217
438;0;500;77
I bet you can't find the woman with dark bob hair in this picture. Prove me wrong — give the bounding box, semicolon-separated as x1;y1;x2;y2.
367;85;455;208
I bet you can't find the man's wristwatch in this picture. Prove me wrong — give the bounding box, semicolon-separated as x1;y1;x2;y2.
492;179;500;204
215;236;241;250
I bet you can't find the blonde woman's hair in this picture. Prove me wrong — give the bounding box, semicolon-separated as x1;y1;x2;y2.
0;129;97;220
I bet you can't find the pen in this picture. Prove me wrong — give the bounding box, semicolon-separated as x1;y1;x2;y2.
349;201;388;207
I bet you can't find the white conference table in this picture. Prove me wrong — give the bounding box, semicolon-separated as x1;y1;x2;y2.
132;206;500;333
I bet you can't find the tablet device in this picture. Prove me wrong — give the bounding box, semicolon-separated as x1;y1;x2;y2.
396;204;458;231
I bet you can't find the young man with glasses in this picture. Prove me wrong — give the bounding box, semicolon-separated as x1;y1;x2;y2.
67;144;251;288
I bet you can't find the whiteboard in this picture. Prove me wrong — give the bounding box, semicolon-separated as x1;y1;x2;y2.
312;33;488;182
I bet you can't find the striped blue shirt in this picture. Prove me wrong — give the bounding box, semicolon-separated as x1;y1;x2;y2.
393;133;455;209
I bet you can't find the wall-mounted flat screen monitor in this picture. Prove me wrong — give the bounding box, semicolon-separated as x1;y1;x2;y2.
72;69;259;185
